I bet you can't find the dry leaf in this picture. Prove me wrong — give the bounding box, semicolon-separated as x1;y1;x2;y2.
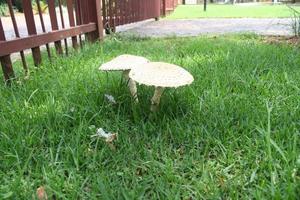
36;186;48;200
91;128;118;143
105;133;117;143
91;128;118;151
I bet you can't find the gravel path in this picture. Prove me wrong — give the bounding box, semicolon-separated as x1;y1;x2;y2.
120;18;293;37
2;16;293;40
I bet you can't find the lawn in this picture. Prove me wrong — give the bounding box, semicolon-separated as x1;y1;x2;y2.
0;34;300;199
167;4;300;19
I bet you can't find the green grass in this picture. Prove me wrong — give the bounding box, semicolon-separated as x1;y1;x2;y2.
167;4;300;19
1;34;300;199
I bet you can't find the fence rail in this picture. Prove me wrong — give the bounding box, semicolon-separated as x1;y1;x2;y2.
0;0;171;83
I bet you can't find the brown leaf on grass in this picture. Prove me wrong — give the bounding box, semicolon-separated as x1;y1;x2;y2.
105;133;118;143
36;186;48;200
100;131;117;151
91;128;118;150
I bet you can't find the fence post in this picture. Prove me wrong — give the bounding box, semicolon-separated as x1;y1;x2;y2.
154;0;160;21
162;0;166;17
23;0;42;66
86;0;103;42
0;18;14;83
66;0;79;49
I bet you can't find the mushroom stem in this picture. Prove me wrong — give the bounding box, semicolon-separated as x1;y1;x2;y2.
150;87;165;112
123;70;139;103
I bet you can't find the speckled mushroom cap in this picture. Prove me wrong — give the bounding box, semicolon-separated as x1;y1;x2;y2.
99;54;149;71
129;62;194;88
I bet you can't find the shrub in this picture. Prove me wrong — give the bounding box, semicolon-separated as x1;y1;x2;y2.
32;1;48;14
3;0;49;13
0;3;8;16
13;0;23;12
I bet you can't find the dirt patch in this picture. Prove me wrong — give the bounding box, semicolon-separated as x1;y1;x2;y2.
262;36;300;46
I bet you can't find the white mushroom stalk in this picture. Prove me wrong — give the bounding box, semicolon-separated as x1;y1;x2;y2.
123;70;138;103
151;87;165;112
99;54;149;103
129;62;194;112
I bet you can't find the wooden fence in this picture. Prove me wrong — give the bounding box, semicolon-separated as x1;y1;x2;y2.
0;0;165;83
165;0;179;14
102;0;161;32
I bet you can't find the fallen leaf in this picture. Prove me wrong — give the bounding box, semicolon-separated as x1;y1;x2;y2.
105;133;117;143
36;186;48;200
91;128;118;150
91;128;118;143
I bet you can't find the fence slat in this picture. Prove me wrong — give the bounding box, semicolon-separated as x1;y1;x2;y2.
66;0;79;49
102;0;107;28
36;0;52;60
0;18;14;82
113;0;116;30
162;0;166;16
74;0;83;48
80;0;90;41
23;0;42;66
48;0;63;55
115;0;120;26
108;0;113;30
7;0;28;76
95;0;104;40
120;0;124;25
80;0;89;24
86;0;103;41
58;0;69;55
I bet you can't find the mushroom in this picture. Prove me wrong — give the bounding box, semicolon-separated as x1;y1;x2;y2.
99;54;149;102
129;62;194;112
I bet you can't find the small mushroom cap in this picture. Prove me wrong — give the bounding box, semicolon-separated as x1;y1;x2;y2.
99;54;149;71
129;62;194;88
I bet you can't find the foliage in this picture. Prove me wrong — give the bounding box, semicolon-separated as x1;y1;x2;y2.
0;0;49;13
0;3;8;16
12;0;23;12
0;35;300;199
32;1;48;14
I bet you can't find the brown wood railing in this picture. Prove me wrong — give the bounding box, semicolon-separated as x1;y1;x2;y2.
0;0;103;83
0;0;167;83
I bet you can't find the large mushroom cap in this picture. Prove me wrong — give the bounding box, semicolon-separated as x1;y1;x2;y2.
129;62;194;88
99;54;149;71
